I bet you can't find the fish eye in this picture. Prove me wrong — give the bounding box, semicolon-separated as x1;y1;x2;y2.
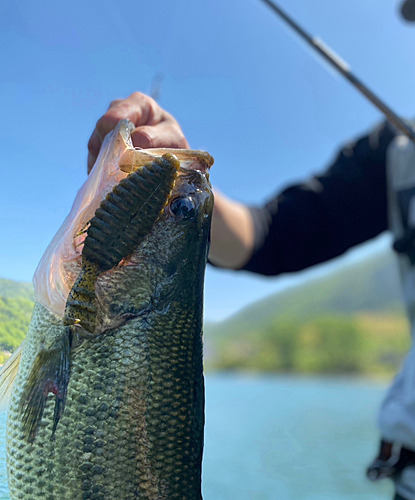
169;196;196;218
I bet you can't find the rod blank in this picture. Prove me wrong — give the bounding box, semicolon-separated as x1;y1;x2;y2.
259;0;415;144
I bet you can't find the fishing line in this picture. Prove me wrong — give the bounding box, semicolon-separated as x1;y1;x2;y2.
258;0;415;144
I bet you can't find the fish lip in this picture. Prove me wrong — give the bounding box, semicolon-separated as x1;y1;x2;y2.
118;148;214;175
164;150;214;174
117;120;214;174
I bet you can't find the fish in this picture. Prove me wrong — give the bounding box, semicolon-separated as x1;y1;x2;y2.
0;120;214;499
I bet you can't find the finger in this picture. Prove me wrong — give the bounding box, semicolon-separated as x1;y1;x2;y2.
88;121;190;174
108;99;124;109
95;93;163;142
86;93;157;173
87;92;186;173
123;92;164;125
131;122;190;150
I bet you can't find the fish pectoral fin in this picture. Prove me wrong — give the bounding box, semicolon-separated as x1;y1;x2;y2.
0;341;24;411
94;311;141;335
19;329;72;443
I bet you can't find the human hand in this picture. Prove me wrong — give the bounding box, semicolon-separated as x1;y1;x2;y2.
87;92;190;173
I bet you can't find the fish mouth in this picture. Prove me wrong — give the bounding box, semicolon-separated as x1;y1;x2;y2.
114;119;214;174
118;148;214;175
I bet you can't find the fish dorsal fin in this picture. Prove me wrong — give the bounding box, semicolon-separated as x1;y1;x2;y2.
0;342;24;410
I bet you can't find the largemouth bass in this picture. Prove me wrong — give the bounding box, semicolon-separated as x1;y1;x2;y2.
1;120;214;499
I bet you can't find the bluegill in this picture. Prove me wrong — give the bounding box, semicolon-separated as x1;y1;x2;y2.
1;120;214;499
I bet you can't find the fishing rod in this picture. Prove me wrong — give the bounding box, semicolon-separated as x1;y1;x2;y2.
258;0;415;145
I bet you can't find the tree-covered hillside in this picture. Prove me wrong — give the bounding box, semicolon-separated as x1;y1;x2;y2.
0;279;34;301
205;249;404;342
205;312;409;376
0;279;34;353
205;249;409;376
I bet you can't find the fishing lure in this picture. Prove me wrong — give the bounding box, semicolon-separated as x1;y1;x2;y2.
64;153;180;333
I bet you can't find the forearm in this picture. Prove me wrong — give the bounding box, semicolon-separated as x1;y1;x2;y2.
241;123;394;276
209;190;255;269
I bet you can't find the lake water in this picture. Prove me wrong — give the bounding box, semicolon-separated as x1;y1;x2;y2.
0;374;394;499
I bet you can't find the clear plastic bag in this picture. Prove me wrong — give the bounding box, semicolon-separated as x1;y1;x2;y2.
33;120;134;318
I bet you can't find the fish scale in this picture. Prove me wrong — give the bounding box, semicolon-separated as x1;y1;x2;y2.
5;164;213;499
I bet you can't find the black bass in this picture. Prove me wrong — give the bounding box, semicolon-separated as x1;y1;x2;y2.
1;120;214;499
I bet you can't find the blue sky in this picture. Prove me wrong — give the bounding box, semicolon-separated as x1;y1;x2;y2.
1;0;414;321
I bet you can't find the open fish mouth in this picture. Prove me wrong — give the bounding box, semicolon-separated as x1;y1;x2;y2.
118;147;214;175
104;118;213;175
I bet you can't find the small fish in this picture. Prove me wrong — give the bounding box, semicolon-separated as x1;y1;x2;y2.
1;120;214;499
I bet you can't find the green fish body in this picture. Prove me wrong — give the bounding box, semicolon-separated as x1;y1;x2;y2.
4;143;214;499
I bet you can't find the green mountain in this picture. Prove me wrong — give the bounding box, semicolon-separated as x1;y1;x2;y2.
0;279;34;301
206;249;404;340
205;249;410;375
0;279;34;352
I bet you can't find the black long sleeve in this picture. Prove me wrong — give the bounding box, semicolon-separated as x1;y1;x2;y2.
242;121;397;276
